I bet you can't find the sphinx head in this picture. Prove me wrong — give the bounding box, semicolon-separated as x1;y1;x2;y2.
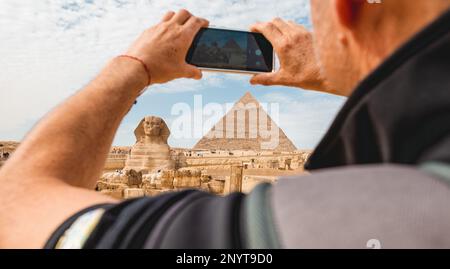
134;116;170;144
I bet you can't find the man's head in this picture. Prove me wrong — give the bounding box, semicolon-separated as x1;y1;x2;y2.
311;0;450;96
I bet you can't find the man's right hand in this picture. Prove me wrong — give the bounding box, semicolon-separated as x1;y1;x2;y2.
126;9;209;85
250;18;332;93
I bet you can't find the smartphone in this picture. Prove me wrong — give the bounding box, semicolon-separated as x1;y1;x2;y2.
186;27;274;74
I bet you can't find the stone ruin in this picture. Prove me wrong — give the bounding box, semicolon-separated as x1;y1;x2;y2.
97;116;229;199
1;93;311;200
97;168;227;199
97;93;311;199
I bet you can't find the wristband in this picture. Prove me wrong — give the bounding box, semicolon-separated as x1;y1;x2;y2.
117;55;152;86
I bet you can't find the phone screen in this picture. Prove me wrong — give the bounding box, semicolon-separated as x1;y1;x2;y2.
186;28;274;73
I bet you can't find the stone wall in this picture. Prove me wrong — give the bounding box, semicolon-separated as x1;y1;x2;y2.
98;147;311;198
97;168;229;199
183;151;310;171
104;148;311;174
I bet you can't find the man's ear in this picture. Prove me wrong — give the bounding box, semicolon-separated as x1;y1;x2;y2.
335;0;365;29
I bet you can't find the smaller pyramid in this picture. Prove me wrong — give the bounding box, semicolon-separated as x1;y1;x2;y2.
193;92;297;152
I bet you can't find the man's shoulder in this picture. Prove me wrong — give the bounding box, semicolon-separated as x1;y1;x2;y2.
272;164;450;248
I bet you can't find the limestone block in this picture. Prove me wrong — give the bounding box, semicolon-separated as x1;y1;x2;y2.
96;181;109;191
201;175;212;184
101;171;127;184
200;183;210;192
160;175;174;189
100;189;123;199
145;189;170;197
173;176;201;189
125;169;143;187
141;180;153;191
208;180;225;195
229;165;243;193
123;188;145;199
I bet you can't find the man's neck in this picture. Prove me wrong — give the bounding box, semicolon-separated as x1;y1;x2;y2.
359;2;450;86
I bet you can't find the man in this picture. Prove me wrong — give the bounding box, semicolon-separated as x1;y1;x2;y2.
0;1;449;248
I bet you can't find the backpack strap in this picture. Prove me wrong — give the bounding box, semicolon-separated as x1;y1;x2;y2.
242;183;281;249
420;162;450;185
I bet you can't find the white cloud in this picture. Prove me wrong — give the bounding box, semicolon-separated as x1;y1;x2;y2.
0;0;323;148
145;72;227;95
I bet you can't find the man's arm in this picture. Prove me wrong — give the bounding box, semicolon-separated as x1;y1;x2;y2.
0;9;208;248
1;59;147;189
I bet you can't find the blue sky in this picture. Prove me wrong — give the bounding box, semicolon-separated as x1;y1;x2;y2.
0;0;346;149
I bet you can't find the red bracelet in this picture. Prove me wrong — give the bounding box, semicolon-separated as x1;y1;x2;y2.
117;55;152;86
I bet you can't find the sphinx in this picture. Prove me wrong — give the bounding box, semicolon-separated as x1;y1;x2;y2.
124;116;174;174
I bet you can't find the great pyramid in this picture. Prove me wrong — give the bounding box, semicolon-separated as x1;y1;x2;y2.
193;92;297;152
